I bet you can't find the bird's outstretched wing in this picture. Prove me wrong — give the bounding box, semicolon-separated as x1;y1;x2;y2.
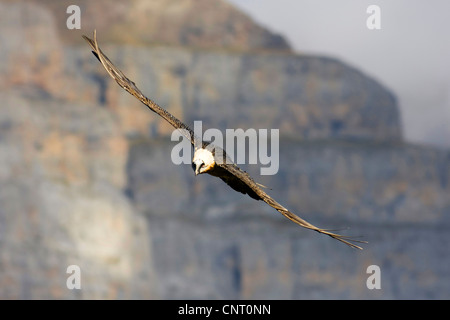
83;31;199;146
216;162;366;249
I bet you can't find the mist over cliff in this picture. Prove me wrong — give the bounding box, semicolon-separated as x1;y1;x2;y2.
0;0;448;299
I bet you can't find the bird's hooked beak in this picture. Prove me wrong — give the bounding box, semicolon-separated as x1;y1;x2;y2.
193;160;204;176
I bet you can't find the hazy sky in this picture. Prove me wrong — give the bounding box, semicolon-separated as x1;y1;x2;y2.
228;0;450;148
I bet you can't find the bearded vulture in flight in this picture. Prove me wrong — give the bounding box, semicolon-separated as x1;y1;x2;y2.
83;31;365;249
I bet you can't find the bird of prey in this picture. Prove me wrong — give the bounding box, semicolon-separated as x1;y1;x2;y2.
83;31;366;249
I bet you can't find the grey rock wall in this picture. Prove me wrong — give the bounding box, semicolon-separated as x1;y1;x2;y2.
127;139;450;299
70;45;401;142
0;2;159;298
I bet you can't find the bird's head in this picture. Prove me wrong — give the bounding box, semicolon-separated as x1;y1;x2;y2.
192;148;215;176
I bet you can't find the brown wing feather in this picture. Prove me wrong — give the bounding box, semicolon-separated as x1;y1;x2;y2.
82;31;199;146
216;162;366;250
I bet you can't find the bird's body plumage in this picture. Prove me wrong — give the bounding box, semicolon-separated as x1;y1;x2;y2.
83;31;366;249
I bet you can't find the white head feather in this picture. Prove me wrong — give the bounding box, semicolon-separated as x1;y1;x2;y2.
192;148;215;175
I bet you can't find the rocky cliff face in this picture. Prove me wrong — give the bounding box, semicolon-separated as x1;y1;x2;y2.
127;139;450;299
66;45;401;142
0;0;448;299
0;2;159;299
15;0;290;51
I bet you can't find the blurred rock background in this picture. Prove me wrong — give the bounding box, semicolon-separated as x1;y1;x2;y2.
0;0;448;299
